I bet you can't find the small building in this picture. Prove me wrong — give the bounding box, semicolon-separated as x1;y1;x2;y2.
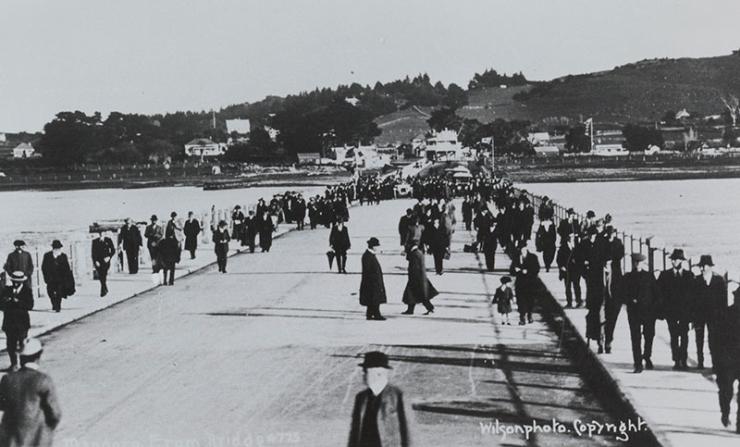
296;152;322;165
592;129;627;155
533;145;560;156
527;132;551;146
13;142;36;158
424;129;464;161
184;138;227;157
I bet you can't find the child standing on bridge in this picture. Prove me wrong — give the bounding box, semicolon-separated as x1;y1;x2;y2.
493;276;513;325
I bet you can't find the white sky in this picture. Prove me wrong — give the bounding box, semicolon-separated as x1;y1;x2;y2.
2;0;740;132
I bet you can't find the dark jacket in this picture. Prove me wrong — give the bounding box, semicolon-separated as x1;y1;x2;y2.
359;250;386;306
493;286;514;314
41;252;74;297
212;228;230;255
144;224;163;250
3;251;33;280
0;366;61;447
657;268;693;321
183;219;201;251
557;219;580;244
535;223;556;253
509;252;541;296
713;303;740;368
402;248;438;305
398;216;411;246
117;224;142;251
158;237;181;268
622;270;660;321
0;285;33;333
91;237;115;266
330;225;351;253
425;226;449;254
348;385;411;447
692;274;727;325
556;242;581;281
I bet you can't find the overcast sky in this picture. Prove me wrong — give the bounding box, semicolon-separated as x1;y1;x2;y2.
2;0;740;132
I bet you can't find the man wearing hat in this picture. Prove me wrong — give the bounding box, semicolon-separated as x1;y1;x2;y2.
557;232;584;308
603;226;625;353
144;215;164;273
360;238;386;321
0;272;34;371
117;218;143;274
329;220;351;274
231;206;246;245
3;241;33;289
657;249;693;369
348;351;411;447
41;241;74;313
692;255;727;370
509;243;541;325
91;231;115;297
622;253;659;373
183;211;201;260
212;220;231;274
713;286;740;433
0;338;62;446
557;208;580;245
402;243;437;315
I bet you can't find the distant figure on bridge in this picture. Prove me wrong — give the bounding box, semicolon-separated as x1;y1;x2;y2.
244;210;258;253
401;244;437;315
360;238;386;321
183;212;201;260
144;215;163;273
91;231;115;297
657;249;692;370
557;233;583;308
714;286;740;433
622;253;660;373
424;218;449;276
461;196;473;231
3;241;33;289
398;209;413;248
41;240;74;313
535;218;556;273
348;351;411;447
330;221;351;274
1;272;34;371
231;206;245;246
691;255;727;371
603;226;625;354
212;220;230;274
0;338;61;447
258;211;274;253
117;218;142;274
510;243;540;325
158;234;180;286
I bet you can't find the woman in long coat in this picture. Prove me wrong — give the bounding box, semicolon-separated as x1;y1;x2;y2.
401;244;437;315
359;238;386;320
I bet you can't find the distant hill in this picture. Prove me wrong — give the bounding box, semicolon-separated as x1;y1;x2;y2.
512;52;740;123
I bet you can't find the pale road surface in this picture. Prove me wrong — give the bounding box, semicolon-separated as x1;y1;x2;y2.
42;199;625;447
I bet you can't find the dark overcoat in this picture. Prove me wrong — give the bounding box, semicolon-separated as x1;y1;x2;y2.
359;250;386;306
348;385;411;447
402;248;438;305
0;285;33;334
0;367;62;447
183;219;201;251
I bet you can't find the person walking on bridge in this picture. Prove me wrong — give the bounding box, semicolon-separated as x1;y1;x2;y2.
657;249;692;370
117;218;142;274
622;253;660;373
183;212;201;260
144;215;163;273
91;231;115;297
0;272;34;371
691;255;728;371
402;244;437;315
556;233;583;308
510;243;541;325
714;286;740;433
330;221;351;274
40;240;74;313
360;238;386;321
3;241;33;290
212;220;230;274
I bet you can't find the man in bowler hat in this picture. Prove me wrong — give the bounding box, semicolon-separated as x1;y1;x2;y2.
41;240;74;312
622;253;660;373
360;238;386;321
657;249;693;370
692;255;728;370
348;351;411;447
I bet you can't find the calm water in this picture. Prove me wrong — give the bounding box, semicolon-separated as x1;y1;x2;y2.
0;185;324;251
520;178;740;279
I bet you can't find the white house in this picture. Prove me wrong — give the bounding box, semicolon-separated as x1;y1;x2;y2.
424;129;464;160
527;132;551;146
533;145;560;156
13;142;36;158
184;138;227;157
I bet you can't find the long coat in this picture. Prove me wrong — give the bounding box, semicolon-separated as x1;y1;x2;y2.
329;226;351;254
117;224;142;252
359;250;386;306
212;229;230;257
622;270;660;322
402;248;438;305
183;219;201;251
3;252;33;286
657;268;693;321
40;252;74;298
0;366;61;447
0;285;33;334
348;385;411;447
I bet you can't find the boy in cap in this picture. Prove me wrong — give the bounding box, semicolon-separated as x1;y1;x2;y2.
657;249;692;369
0;272;34;371
348;351;411;447
360;238;386;321
492;276;514;325
0;338;62;446
622;253;659;373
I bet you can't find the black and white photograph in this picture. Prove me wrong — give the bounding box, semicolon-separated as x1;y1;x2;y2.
1;1;740;445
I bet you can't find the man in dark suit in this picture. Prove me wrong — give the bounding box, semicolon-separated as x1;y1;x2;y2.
461;196;473;231
622;253;660;373
657;249;692;370
348;351;411;447
3;240;33;289
402;244;437;315
1;272;34;371
117;218;142;274
41;240;74;312
692;255;728;370
183;212;201;260
510;244;541;325
714;287;740;433
244;210;258;253
556;233;583;308
603;226;625;354
557;209;580;245
398;209;413;247
0;338;61;446
212;220;230;273
360;238;386;321
330;221;351;274
144;215;163;273
294;195;307;230
92;231;116;297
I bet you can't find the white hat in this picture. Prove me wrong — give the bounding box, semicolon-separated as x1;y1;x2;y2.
20;338;42;357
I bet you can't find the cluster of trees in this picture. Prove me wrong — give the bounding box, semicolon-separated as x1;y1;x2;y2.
468;69;528;90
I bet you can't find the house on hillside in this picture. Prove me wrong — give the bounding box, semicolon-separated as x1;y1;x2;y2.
13;142;36;158
527;132;551;146
661;126;693;151
424;129;463;161
592;129;627;155
184;138;227;157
